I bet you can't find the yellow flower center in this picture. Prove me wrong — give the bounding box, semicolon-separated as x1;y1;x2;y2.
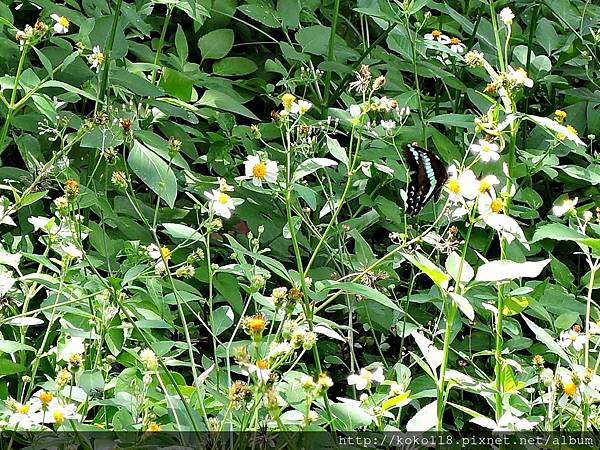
481;143;492;152
431;30;442;38
148;422;162;432
96;52;105;64
247;317;266;333
554;109;567;122
256;359;269;370
450;37;461;45
53;409;65;424
40;391;53;405
479;180;491;193
564;382;577;397
447;179;461;194
490;198;504;213
217;193;230;204
281;93;296;110
16;404;29;414
252;162;267;179
160;246;171;260
566;125;578;135
59;16;69;28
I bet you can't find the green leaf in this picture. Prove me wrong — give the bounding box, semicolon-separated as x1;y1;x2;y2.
0;358;26;375
449;292;474;320
522;315;570;363
163;223;203;242
402;252;449;288
79;370;105;395
320;281;400;311
197;89;259;120
212;306;234;336
111;68;163;97
503;296;530;316
532;223;586;242
554;311;579;330
292;158;338;183
159;68;193;102
238;4;281;28
198;28;234;60
330;402;373;430
174;24;188;61
326;136;349;168
212;57;258;76
0;340;35;354
277;0;300;29
128;140;177;208
296;25;332;55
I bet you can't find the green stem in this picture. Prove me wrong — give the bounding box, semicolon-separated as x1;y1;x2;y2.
322;0;340;112
97;0;124;109
150;5;174;85
489;0;506;72
0;45;29;154
584;264;597;369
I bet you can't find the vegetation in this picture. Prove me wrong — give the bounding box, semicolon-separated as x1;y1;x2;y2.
0;0;599;440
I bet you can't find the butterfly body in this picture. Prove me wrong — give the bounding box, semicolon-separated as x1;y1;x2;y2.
404;142;448;215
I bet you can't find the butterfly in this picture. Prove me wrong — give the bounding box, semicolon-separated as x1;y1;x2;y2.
404;142;448;215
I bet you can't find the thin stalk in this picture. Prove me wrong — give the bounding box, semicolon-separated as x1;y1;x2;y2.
0;45;29;153
322;0;341;112
97;0;124;109
584;264;597;369
489;0;506;72
150;5;174;85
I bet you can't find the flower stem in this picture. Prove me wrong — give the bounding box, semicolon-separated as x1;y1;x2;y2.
0;44;29;154
97;0;124;109
150;4;174;85
322;0;340;112
584;264;597;369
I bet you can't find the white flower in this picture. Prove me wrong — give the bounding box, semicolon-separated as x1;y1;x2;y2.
376;96;396;112
424;30;451;44
8;402;40;430
147;244;161;260
61;243;83;260
204;189;235;219
559;329;586;351
449;37;466;54
552;197;578;217
478;194;529;249
540;368;554;387
247;360;271;383
349;104;362;119
0;199;16;226
445;165;479;203
243;155;278;187
44;402;81;424
88;46;104;71
389;381;405;396
500;7;515;25
290;100;312;115
477;174;500;197
507;66;533;88
0;268;15;297
470;139;500;163
584;210;594;222
380;120;396;131
51;14;70;34
347;367;385;391
268;341;292;359
590;321;600;334
58;336;85;362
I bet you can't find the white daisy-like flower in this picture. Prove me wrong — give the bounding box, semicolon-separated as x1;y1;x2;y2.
8;402;40;430
477;174;500;197
552;197;578;217
44;402;81;425
347;367;385;391
507;66;533;88
51;14;70;34
88;46;104;71
61;243;83;260
559;329;586;351
500;7;515;25
424;29;451;44
477;194;529;248
243;155;278;187
380;120;396;131
470;139;500;162
146;244;161;260
290;100;312;115
449;37;466;54
445;165;479;203
247;360;271;383
267;341;292;359
58;336;85;362
204;189;235;219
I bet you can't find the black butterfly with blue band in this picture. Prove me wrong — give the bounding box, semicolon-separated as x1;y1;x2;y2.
404;142;448;215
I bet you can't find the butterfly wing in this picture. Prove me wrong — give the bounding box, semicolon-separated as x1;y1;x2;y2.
404;143;447;215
